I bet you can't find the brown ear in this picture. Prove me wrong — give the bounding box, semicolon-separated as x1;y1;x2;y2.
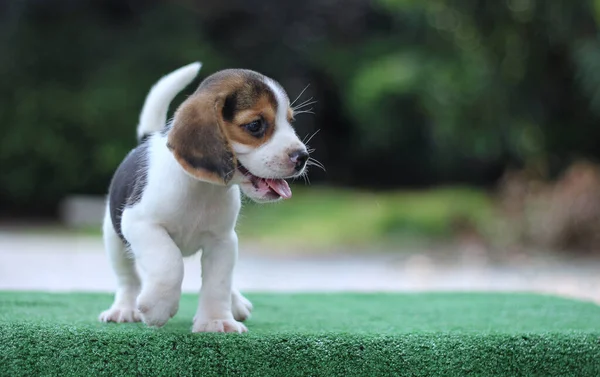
167;94;236;185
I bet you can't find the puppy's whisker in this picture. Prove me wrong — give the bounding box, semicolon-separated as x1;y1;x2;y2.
290;84;310;108
300;170;310;185
293;100;317;111
307;162;325;172
302;131;315;144
293;100;316;112
294;109;315;116
303;129;321;145
293;103;316;111
308;157;325;168
293;96;314;108
307;157;326;172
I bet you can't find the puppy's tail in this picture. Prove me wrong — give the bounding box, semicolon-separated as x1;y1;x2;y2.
137;62;202;142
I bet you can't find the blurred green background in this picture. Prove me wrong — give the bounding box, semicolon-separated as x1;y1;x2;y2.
3;0;600;253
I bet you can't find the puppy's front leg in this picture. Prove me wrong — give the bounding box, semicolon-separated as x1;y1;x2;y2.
124;222;184;328
193;231;247;333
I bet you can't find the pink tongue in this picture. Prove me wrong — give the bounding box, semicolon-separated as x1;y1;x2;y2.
264;178;292;199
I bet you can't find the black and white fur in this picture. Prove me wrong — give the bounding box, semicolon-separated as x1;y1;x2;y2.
99;62;307;333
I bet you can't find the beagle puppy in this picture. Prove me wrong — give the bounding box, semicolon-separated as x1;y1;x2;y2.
98;62;309;333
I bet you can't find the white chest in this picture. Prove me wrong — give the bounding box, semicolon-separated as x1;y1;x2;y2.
134;136;242;256
162;186;241;256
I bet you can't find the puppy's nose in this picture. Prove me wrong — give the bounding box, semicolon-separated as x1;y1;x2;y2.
289;149;309;171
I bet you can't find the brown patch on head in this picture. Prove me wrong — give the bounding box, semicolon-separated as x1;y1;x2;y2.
216;71;279;148
223;96;277;148
167;92;236;185
287;108;294;123
167;69;285;184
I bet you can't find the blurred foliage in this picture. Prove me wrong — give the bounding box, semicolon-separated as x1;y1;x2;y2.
2;0;600;216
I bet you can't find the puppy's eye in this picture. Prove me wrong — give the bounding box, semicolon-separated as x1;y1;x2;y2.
242;119;266;137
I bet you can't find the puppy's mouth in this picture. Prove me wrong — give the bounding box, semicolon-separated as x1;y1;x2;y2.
237;164;292;200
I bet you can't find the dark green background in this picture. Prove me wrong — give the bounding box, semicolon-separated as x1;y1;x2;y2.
2;0;600;215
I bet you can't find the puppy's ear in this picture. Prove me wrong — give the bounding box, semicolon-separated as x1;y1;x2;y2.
167;94;236;185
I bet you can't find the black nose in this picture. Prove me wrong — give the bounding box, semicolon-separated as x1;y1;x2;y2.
289;149;309;171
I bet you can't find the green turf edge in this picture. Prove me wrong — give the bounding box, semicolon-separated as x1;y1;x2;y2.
2;292;600;376
1;323;599;377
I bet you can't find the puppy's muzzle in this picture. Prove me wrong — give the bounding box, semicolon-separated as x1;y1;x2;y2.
289;149;309;172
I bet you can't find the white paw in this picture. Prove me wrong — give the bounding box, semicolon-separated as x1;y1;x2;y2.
232;291;253;322
136;291;180;328
192;318;248;333
98;306;141;323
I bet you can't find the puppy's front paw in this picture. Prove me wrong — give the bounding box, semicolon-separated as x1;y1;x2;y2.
232;291;253;322
136;290;180;328
98;306;141;323
192;318;248;333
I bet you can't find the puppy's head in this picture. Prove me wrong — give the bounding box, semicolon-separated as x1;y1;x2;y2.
167;69;308;202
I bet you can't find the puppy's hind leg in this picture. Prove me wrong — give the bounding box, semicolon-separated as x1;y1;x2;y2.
99;209;141;323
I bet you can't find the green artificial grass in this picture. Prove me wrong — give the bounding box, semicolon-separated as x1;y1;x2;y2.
1;292;599;376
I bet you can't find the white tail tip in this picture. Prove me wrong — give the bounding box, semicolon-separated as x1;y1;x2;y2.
137;61;203;141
